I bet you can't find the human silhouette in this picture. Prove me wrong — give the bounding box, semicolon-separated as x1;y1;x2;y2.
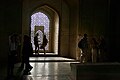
8;34;18;78
16;34;22;62
78;34;89;63
98;35;106;62
40;35;48;55
34;33;39;54
20;35;33;75
91;37;99;63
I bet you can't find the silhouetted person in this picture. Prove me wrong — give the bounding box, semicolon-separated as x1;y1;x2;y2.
34;33;39;54
40;35;48;55
20;35;33;75
78;34;89;63
91;37;99;63
16;34;22;62
8;34;18;78
98;36;106;62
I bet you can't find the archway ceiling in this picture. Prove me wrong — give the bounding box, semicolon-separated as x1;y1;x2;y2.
34;5;55;15
32;5;55;20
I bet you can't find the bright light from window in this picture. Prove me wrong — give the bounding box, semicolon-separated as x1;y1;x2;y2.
31;12;49;50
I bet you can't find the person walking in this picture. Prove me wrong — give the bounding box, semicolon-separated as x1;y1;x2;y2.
40;35;48;55
21;35;33;75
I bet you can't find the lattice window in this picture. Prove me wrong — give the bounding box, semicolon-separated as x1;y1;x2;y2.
31;12;50;50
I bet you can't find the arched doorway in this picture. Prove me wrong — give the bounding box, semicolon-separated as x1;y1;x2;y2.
30;5;59;55
31;12;49;52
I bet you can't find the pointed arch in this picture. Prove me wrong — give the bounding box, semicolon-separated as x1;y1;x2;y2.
30;5;59;54
31;12;50;51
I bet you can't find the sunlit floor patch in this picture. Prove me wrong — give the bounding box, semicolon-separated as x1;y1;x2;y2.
29;57;77;62
11;57;79;80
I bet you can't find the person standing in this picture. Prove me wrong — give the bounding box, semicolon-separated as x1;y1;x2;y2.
91;37;99;63
34;33;39;54
98;36;106;62
8;34;18;78
78;34;89;63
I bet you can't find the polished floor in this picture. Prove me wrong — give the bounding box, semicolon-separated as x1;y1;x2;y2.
29;57;76;62
10;57;79;80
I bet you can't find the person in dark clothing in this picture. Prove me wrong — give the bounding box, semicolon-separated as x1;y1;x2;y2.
34;33;39;54
40;35;48;55
98;36;106;62
20;35;33;75
91;37;99;63
8;34;18;78
78;34;89;63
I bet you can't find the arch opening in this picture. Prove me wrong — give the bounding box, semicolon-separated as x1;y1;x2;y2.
31;12;49;51
30;5;59;55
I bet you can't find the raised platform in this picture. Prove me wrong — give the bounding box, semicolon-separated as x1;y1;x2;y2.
70;63;120;80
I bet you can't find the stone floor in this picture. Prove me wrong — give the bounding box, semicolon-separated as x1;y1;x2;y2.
8;57;79;80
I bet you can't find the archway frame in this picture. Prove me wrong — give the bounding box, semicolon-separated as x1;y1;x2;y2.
30;5;59;55
22;1;71;57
